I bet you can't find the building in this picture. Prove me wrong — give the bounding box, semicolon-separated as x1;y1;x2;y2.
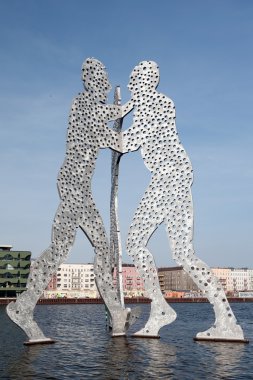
44;263;99;298
46;272;57;291
211;268;231;293
43;261;253;299
230;268;252;294
249;270;253;290
158;266;200;295
113;264;145;297
158;266;253;297
211;267;253;294
0;245;31;297
45;262;145;298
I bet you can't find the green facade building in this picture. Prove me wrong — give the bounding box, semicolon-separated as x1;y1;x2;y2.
0;245;31;297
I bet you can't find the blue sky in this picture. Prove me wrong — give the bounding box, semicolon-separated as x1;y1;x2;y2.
0;0;252;268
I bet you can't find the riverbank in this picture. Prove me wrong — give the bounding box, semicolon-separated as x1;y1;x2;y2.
1;297;253;305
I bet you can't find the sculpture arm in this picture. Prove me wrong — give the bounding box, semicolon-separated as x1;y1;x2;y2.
99;102;135;153
106;100;133;120
106;104;122;121
121;100;133;117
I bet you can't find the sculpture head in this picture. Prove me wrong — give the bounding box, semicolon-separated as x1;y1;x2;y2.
82;58;111;103
128;61;160;97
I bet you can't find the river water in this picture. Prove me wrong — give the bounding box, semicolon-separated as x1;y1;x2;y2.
0;302;253;379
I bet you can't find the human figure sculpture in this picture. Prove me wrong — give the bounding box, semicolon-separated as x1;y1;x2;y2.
7;58;133;343
122;61;245;341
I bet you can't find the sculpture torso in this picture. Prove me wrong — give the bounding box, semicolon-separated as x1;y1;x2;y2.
58;92;121;198
131;92;192;181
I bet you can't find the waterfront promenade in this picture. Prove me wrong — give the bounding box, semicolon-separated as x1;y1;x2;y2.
1;296;253;305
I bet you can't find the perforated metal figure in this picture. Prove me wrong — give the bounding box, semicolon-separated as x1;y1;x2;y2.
122;61;245;340
7;58;132;343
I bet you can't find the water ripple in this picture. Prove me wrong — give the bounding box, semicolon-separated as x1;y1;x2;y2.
1;303;252;379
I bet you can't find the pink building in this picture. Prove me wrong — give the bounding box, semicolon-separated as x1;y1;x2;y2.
113;264;145;297
46;273;57;290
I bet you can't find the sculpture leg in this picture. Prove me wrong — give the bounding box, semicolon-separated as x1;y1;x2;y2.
6;200;79;344
165;186;245;341
79;198;131;336
126;191;176;338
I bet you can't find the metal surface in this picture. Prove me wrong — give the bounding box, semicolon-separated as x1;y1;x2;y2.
6;58;132;342
122;60;245;340
109;87;142;328
110;86;124;307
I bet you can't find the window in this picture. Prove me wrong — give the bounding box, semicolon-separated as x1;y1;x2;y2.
3;254;13;260
6;264;14;270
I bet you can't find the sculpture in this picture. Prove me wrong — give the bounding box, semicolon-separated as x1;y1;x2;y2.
6;58;133;344
122;61;245;341
6;58;247;344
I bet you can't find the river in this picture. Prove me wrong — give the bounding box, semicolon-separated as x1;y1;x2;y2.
0;302;252;379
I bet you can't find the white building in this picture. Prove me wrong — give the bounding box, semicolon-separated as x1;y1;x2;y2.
211;267;253;294
249;270;253;290
211;268;231;293
230;268;251;293
44;263;99;298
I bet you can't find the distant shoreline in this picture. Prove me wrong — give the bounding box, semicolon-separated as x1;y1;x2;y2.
1;297;253;305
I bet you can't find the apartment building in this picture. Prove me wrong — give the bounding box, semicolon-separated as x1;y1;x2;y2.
230;268;253;293
158;266;199;293
44;262;253;298
45;263;99;298
158;266;253;296
113;264;145;297
0;245;31;297
211;268;231;293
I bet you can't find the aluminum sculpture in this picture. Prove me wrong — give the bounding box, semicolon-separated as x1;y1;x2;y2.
122;61;246;341
6;58;132;344
6;58;246;344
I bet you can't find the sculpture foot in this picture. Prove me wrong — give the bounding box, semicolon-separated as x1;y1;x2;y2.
6;301;49;341
133;307;176;338
111;307;131;336
195;323;248;342
132;328;160;339
24;338;56;346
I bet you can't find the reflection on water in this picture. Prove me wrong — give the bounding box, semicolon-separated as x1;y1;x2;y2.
0;303;252;379
193;341;245;380
5;345;43;379
101;337;177;380
209;342;244;379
